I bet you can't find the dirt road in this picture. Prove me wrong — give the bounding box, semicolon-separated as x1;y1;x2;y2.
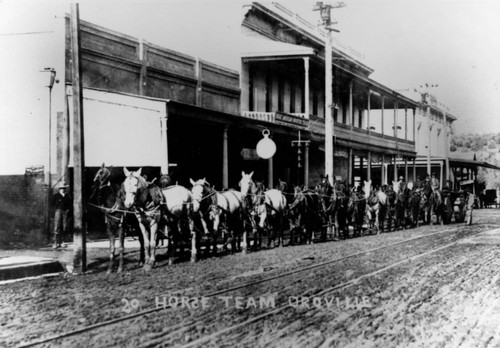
1;209;500;347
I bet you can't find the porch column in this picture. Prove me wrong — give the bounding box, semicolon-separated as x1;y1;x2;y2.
394;102;398;180
348;148;353;186
160;110;169;174
195;58;202;106
268;157;273;189
405;107;408;140
413;108;416;143
222;125;229;188
413;157;416;184
381;96;385;135
381;153;385;187
367;90;371;133
349;80;353;129
360;156;364;181
303;57;310;117
304;143;309;187
367;151;372;181
439;162;444;190
446;129;451;182
393;155;398;183
405;157;408;182
240;61;250;114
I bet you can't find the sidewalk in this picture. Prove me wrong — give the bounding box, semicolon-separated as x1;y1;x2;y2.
0;237;143;283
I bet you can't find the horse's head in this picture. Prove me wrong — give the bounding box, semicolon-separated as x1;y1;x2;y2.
239;171;254;196
122;167;147;209
159;173;171;188
289;186;305;212
276;179;288;192
190;178;210;213
92;163;111;190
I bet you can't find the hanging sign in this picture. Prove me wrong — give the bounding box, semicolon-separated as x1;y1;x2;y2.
256;129;276;159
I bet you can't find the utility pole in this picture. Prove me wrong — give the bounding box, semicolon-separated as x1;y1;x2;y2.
70;3;86;273
42;67;57;241
314;1;345;186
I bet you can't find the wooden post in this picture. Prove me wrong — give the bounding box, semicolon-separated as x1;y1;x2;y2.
303;57;310;117
348;147;353;186
405;157;408;182
349;80;353;129
160;108;169;174
381;96;385;135
381;153;385;187
70;4;86;273
195;58;202;106
304;143;309;187
367;90;371;133
413;157;417;184
222;126;229;188
268;157;273;189
367;151;371;182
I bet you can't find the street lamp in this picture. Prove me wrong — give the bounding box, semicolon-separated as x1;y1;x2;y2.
42;67;58;239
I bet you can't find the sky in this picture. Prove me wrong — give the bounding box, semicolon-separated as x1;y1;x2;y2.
1;0;499;174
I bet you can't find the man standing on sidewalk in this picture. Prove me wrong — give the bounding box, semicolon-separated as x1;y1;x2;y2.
52;182;71;249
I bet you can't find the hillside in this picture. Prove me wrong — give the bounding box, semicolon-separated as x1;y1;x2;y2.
450;133;500;189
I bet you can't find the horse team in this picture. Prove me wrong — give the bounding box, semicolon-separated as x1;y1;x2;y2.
90;164;454;273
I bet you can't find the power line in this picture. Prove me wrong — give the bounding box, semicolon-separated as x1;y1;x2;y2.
0;31;54;36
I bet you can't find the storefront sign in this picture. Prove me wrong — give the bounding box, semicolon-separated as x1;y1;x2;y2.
275;111;309;129
240;148;260;161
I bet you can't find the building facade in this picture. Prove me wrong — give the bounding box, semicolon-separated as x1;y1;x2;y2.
58;3;458;195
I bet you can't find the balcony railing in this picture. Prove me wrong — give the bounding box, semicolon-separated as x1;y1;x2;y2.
241;111;309;129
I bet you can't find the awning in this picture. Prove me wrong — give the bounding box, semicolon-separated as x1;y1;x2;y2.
241;36;315;59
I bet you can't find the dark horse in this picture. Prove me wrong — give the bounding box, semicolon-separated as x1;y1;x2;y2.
314;175;334;241
408;188;422;227
346;187;366;238
421;181;444;225
288;185;321;244
363;180;387;235
90;164;142;273
392;181;410;230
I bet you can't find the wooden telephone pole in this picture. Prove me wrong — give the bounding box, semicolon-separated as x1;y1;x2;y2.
314;1;345;185
70;3;86;273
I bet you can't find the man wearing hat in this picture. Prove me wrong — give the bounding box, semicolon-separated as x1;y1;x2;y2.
52;181;72;249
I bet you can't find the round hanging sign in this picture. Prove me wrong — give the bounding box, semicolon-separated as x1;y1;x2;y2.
256;129;276;159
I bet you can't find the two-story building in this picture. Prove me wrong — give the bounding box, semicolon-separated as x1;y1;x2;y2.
58;2;463;195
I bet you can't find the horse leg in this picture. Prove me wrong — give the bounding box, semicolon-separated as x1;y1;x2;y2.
149;217;159;269
168;222;177;266
189;216;197;263
136;216;152;272
117;222;125;273
107;221;115;274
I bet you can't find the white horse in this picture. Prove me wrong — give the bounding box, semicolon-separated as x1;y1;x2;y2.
254;188;288;247
209;189;246;253
363;180;387;235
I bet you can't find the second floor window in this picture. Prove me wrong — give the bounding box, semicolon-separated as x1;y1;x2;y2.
290;80;295;113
